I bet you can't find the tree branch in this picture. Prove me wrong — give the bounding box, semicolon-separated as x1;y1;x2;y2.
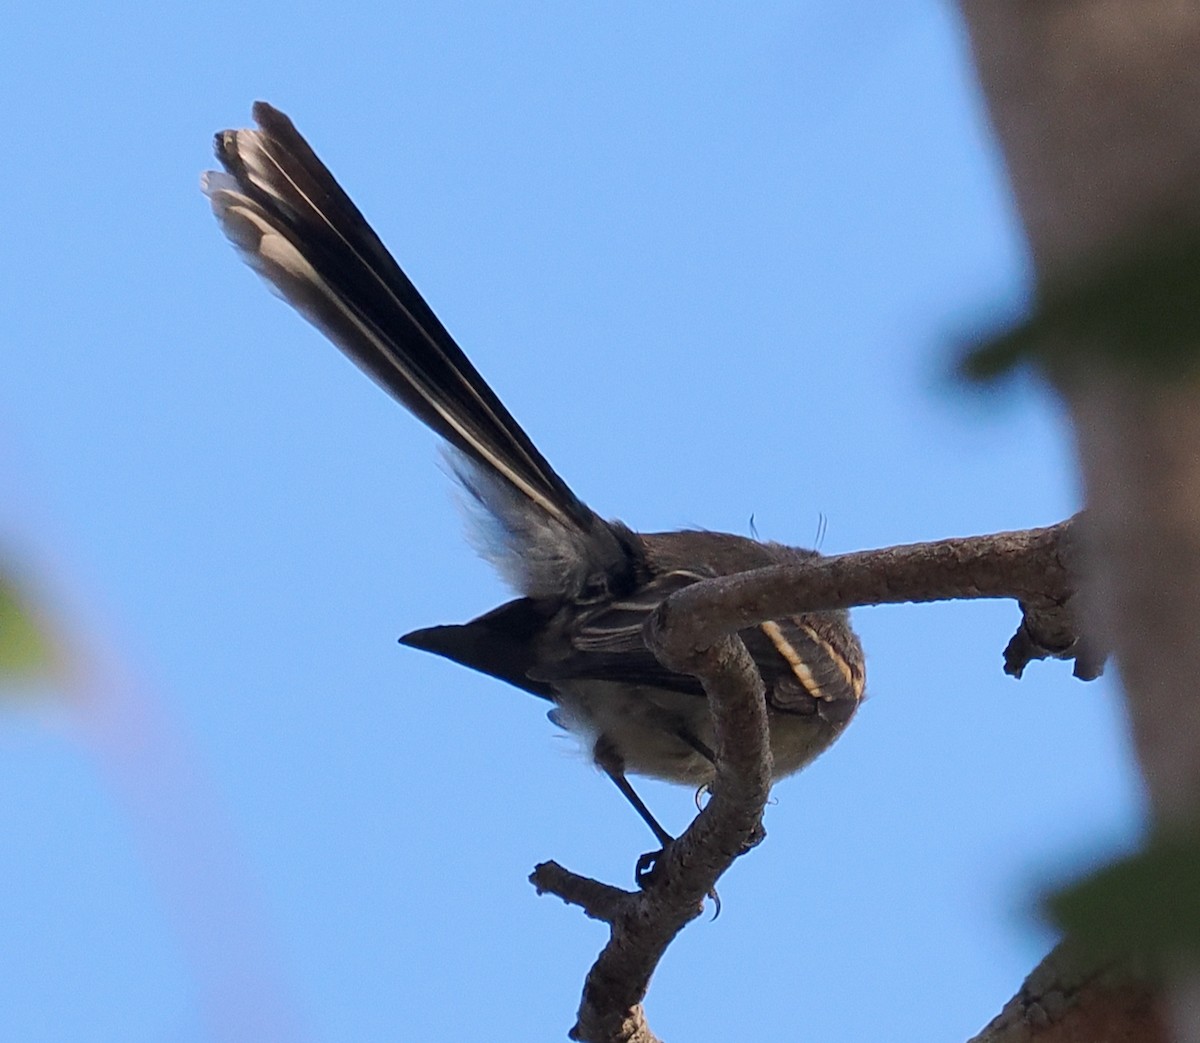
653;515;1095;679
532;517;1091;1041
533;632;772;1043
969;943;1166;1043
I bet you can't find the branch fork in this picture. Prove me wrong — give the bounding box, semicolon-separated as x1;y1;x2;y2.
531;516;1092;1042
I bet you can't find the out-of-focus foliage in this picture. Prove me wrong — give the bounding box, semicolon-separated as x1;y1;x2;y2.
1046;829;1200;969
963;231;1200;383
0;572;53;679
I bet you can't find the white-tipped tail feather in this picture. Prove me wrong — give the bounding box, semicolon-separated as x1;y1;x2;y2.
204;103;636;600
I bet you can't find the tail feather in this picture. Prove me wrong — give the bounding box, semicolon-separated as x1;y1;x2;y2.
204;101;587;529
204;102;635;598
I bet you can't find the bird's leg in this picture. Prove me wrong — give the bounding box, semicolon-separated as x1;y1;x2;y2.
592;735;748;906
592;738;676;887
593;736;734;906
601;764;676;850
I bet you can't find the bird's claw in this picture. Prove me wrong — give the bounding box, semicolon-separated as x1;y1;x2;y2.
635;845;722;918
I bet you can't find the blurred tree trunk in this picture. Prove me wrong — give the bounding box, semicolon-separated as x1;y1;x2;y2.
957;4;1200;1041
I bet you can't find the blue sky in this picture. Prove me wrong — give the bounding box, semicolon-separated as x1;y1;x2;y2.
2;3;1143;1041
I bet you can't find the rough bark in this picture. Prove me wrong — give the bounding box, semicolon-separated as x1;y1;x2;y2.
969;944;1166;1043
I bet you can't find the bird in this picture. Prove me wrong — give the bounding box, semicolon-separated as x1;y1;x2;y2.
202;102;865;856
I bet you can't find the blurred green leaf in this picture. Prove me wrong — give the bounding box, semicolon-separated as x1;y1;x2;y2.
1045;831;1200;967
0;572;53;678
962;230;1200;383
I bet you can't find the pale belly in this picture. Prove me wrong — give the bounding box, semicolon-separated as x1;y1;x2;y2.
551;680;844;785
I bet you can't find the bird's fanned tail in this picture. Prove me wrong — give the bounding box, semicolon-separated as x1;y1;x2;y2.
203;102;634;598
